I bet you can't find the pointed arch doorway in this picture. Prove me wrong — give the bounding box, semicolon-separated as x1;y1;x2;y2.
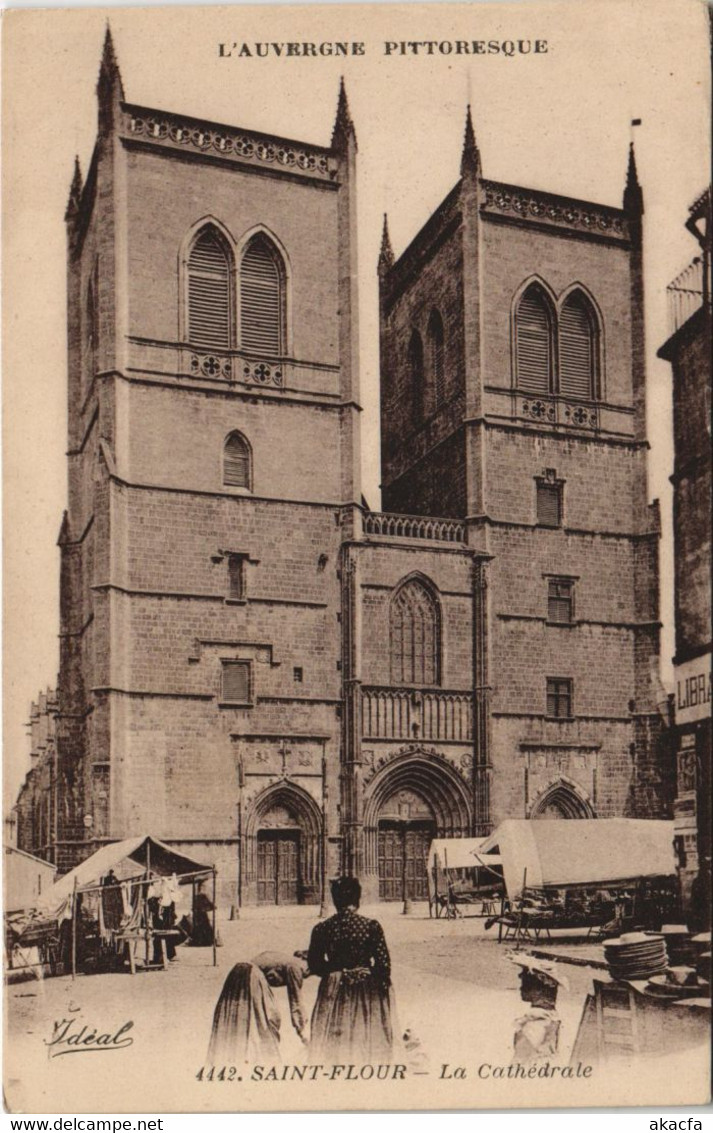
246;782;322;906
377;789;435;902
363;749;473;903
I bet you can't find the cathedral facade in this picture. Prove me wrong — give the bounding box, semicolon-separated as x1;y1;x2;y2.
18;34;669;904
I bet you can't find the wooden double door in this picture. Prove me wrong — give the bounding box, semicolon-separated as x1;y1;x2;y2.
378;821;434;901
257;830;300;905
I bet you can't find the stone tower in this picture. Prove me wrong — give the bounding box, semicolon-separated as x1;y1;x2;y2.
56;33;361;901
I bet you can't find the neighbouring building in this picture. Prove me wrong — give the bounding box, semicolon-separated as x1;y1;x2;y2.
15;32;669;904
12;688;60;863
658;186;712;927
3;846;57;913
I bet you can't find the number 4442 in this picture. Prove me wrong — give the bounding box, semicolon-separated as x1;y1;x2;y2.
196;1066;238;1082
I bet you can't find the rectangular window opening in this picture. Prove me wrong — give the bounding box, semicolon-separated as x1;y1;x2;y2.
546;677;573;719
221;660;251;705
227;554;246;601
293;667;304;683
536;482;563;527
547;579;574;624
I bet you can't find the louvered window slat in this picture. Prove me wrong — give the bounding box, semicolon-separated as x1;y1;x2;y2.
224;433;251;489
222;661;250;703
537;483;562;527
188;231;231;350
548;579;573;623
241;238;283;354
546;677;573;718
516;292;551;393
560;297;594;398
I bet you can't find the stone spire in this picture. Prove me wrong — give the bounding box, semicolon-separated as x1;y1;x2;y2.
64;156;83;222
378;213;394;275
98;24;125;100
331;76;357;152
623;142;643;216
461;104;480;177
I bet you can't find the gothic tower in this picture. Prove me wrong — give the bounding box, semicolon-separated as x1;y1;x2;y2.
378;110;666;839
56;32;361;901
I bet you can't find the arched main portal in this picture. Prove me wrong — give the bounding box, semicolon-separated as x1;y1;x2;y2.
363;751;473;902
377;788;436;901
245;782;322;905
530;779;596;820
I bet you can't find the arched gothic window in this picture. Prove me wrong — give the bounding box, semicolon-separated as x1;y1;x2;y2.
187;227;233;350
390;579;440;686
408;330;425;428
223;431;252;489
514;285;554;394
240;234;285;355
427;310;445;408
559;291;599;399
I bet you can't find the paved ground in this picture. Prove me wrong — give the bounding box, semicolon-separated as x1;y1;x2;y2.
5;905;709;1113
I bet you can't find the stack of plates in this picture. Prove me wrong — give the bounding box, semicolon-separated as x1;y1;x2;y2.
645;972;701;999
661;924;695;966
604;932;668;980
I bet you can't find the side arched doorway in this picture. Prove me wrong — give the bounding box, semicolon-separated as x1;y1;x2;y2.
363;750;473;902
245;782;322;906
529;779;596;820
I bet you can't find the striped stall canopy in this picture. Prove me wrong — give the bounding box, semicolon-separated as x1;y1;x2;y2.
559;293;596;398
240;236;284;355
187;230;232;350
515;289;552;393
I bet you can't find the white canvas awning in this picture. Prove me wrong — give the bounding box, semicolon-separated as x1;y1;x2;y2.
427;837;504;871
44;835;212;906
478;819;676;898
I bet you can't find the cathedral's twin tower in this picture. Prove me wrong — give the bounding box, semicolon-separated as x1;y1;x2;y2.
51;30;665;904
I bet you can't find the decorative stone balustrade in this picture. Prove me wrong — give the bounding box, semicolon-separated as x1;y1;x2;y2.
481;180;628;241
124;106;334;181
362;512;465;543
361;686;472;742
520;396;599;430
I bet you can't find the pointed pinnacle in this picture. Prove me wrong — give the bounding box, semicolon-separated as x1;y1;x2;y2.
623;142;643;214
331;76;357;150
65;156;83;220
378;213;394;272
98;23;125;100
461;104;480;176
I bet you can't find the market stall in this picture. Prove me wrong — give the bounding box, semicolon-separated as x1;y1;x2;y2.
475;819;678;942
427;838;504;918
30;835;217;977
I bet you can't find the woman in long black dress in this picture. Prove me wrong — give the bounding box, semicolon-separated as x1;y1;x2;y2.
307;876;394;1062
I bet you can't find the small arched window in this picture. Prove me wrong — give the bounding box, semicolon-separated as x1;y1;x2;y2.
85;280;97;380
427;310;445;408
223;432;251;490
559;291;598;399
408;330;425;428
240;234;285;355
187;228;233;350
515;285;554;394
390;578;440;686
